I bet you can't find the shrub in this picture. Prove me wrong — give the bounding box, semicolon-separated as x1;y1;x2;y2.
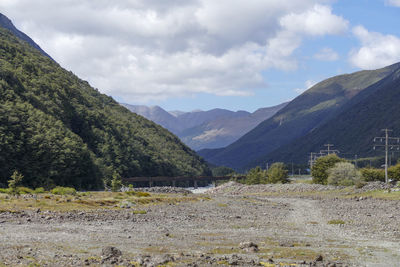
126;191;151;197
312;155;346;184
51;186;77;195
244;166;267;184
211;166;235;177
360;168;385;182
111;172;122;192
0;188;10;194
327;162;361;186
388;163;400;181
8;170;24;195
266;162;289;184
17;186;33;194
33;187;46;194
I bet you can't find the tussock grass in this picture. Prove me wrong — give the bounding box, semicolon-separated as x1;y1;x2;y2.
0;191;203;212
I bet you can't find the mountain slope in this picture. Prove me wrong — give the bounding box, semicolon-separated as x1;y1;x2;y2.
123;103;286;150
199;64;399;170
121;104;180;133
0;26;209;189
180;103;287;150
265;64;400;164
0;13;53;60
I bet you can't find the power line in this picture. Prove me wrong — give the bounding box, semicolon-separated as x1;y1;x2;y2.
373;129;400;183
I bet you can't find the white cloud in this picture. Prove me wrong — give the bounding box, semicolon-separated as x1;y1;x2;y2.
386;0;400;7
314;47;339;61
294;80;317;94
350;26;400;69
0;1;348;103
280;4;348;36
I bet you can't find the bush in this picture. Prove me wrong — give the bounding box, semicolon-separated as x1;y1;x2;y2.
327;162;361;186
0;188;10;194
8;170;24;195
388;163;400;181
51;186;77;195
266;162;289;184
111;172;122;192
17;186;33;194
244;166;267;184
33;187;46;194
360;168;385;182
312;155;346;184
211;166;235;177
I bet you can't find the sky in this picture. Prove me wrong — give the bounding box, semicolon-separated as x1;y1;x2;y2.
1;0;400;112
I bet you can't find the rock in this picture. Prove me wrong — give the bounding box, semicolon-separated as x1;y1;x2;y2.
101;246;122;259
239;242;259;252
315;255;323;261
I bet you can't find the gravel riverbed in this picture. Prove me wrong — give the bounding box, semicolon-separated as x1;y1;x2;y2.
1;182;399;266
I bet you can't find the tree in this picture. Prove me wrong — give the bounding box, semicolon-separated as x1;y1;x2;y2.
245;166;267;184
327;162;361;186
8;170;23;195
111;171;122;192
266;162;289;184
360;168;385;182
312;154;346;184
388;163;400;181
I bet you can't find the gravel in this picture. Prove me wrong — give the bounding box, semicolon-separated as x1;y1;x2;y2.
1;182;400;266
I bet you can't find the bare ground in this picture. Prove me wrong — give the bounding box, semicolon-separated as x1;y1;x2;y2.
1;183;400;266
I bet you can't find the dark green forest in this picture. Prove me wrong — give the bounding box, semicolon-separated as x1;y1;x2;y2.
0;27;210;189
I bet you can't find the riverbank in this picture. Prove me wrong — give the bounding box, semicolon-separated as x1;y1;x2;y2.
1;182;399;266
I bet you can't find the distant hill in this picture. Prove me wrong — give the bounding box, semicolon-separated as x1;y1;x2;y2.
265;63;400;164
122;103;286;150
0;13;53;60
0;22;209;189
199;64;399;171
178;103;287;150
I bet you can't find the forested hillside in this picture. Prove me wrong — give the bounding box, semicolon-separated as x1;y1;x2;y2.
199;64;399;171
265;65;400;164
0;27;210;189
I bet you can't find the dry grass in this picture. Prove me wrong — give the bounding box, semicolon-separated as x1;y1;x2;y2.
0;191;204;212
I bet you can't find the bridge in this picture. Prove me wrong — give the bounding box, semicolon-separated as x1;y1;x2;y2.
122;176;245;188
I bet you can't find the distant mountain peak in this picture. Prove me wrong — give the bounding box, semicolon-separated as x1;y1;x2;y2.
0;13;54;61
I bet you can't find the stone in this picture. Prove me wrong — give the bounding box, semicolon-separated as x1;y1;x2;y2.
101;246;122;259
239;242;259;252
315;255;323;261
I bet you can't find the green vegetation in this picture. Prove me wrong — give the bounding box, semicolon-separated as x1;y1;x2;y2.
0;27;210;190
360;168;385;182
7;170;23;195
327;162;362;186
211;166;235;177
388;163;400;181
242;163;289;184
51;186;77;195
312;155;346;184
200;63;398;170
244;166;267;184
266;162;289;184
110;172;122;192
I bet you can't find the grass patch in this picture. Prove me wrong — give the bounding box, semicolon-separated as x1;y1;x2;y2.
51;187;76;195
328;219;346;225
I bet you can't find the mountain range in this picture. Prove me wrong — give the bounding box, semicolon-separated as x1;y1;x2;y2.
199;63;400;171
0;14;209;189
122;103;287;150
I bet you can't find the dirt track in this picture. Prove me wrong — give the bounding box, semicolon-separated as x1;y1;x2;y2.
1;183;400;266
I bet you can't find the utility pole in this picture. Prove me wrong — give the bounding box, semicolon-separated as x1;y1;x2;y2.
354;154;358;169
321;144;340;155
373;129;400;183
